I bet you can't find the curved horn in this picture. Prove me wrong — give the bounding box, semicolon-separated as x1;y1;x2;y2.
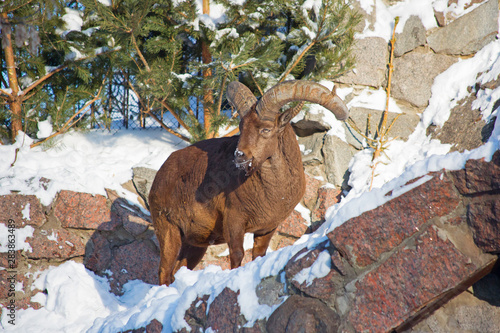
278;101;305;126
227;81;257;118
256;80;348;121
286;101;305;119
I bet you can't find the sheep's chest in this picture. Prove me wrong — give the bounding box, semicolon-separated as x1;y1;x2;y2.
234;163;306;233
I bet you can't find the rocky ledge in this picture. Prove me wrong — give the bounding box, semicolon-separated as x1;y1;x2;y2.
174;151;500;333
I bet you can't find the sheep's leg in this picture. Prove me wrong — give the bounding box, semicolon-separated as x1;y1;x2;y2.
225;223;246;269
156;222;182;286
173;244;208;272
252;229;276;260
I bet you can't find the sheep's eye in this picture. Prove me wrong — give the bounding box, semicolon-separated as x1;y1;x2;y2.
260;128;271;135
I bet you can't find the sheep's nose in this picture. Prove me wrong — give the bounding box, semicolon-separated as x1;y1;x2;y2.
234;149;245;158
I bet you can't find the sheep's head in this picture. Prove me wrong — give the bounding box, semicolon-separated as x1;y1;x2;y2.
233;108;280;175
227;80;349;176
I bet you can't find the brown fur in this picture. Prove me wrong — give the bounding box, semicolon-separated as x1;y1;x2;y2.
149;80;348;286
149;110;305;285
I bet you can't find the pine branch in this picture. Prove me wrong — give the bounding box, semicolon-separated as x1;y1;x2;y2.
279;41;316;83
131;33;151;72
19;48;117;101
215;72;230;116
155;98;189;131
0;88;12;99
222;126;239;138
127;78;190;138
142;108;190;141
30;89;103;148
248;70;263;95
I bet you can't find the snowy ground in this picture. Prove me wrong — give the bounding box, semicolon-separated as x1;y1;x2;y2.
1;0;500;332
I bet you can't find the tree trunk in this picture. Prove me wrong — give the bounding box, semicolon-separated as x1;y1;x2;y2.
1;13;23;142
201;0;214;138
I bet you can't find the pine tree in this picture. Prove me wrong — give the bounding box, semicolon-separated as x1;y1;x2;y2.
83;0;360;142
0;0;109;144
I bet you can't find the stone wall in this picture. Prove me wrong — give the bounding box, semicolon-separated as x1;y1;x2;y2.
0;171;340;312
2;150;497;332
296;0;498;190
177;151;500;333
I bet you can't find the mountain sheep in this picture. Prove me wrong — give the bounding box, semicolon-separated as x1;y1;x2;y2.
149;80;348;285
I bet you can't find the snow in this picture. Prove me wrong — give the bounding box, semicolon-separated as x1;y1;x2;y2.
1;1;500;332
217;233;256;257
36;118;53;139
19;76;34;89
0;129;187;206
21;203;30;220
292;250;331;286
65;46;86;61
0;224;34;253
44;230;59;242
189;0;228;31
215;28;239;40
97;0;112;6
356;0;484;41
295;203;312;225
424;40;500;128
347;88;403;114
60;8;84;35
22;261;125;333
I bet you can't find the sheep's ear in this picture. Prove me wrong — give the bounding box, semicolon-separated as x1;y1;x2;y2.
278;109;295;128
227;81;257;119
278;101;305;128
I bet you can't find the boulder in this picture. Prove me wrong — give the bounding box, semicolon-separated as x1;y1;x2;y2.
451;150;500;195
427;0;498;55
297;132;325;167
349;0;375;33
434;0;485;27
108;240;160;294
0;249;21;269
284;243;341;302
310;185;341;223
0;194;45;227
473;265;500;307
302;173;323;210
322;134;357;188
27;228;86;259
347;224;494;332
54;190;119;230
132;167;157;207
256;276;286;307
467;200;500;253
195;247;253;271
337;37;389;88
394;15;426;57
111;198;151;236
429;79;499;152
345;106;421;150
277;210;309;238
0;270;15;300
181;295;209;332
206;287;241;332
84;231;112;274
405;275;500;333
266;295;340;333
391;50;458;107
292;112;331;137
328;171;461;268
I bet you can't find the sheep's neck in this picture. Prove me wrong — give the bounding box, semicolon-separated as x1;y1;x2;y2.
259;124;304;182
